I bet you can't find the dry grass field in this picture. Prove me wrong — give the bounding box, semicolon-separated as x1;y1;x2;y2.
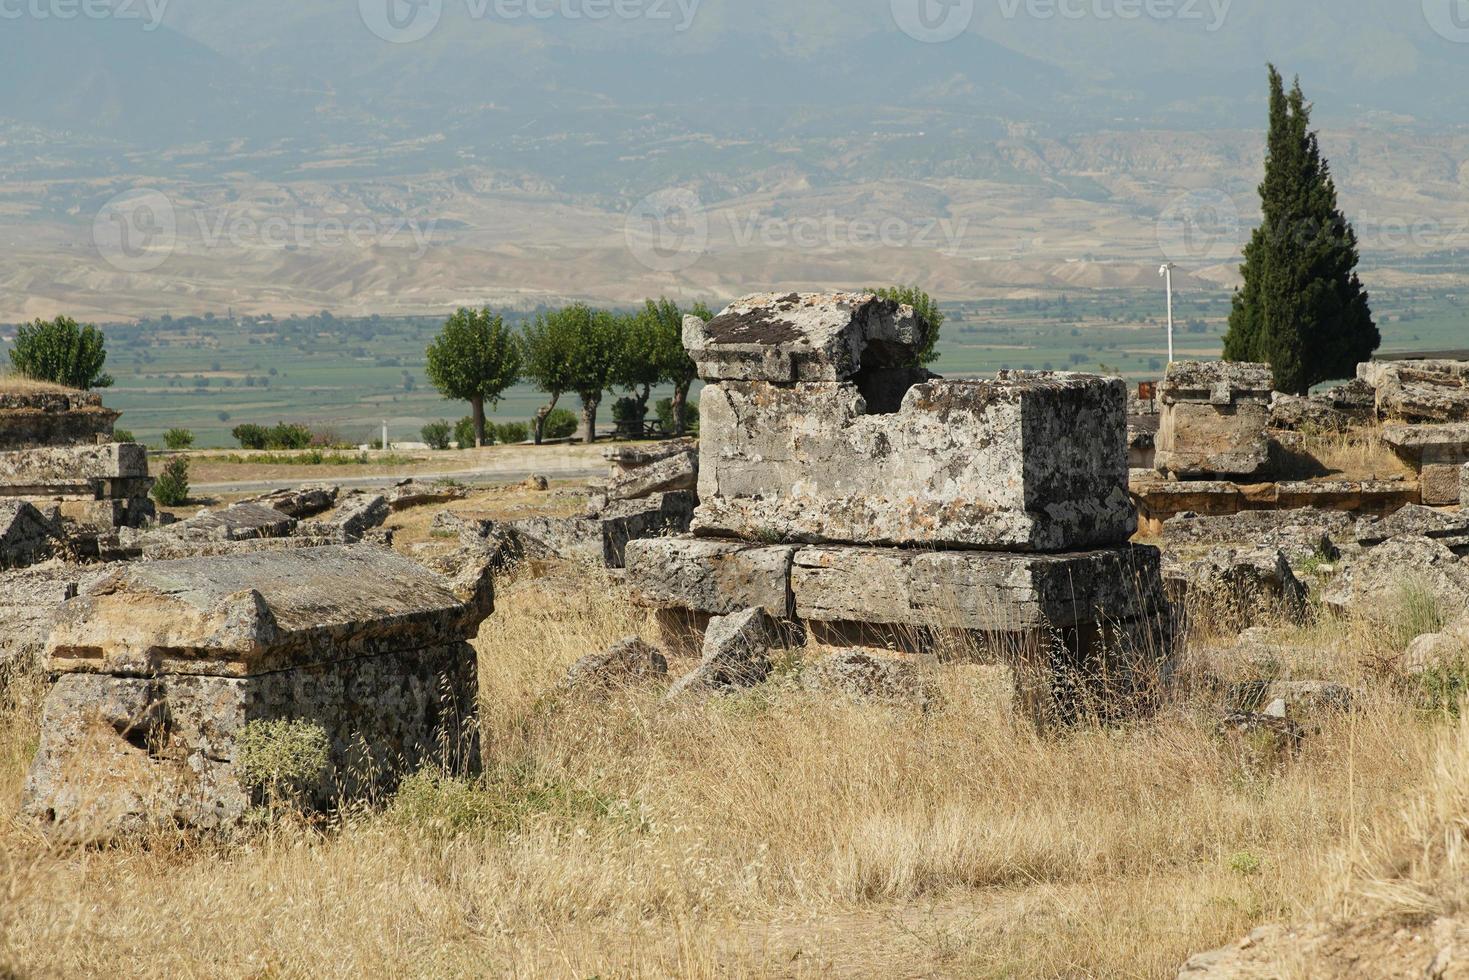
2;538;1466;978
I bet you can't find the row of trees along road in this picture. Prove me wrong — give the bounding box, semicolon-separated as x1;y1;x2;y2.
426;290;943;446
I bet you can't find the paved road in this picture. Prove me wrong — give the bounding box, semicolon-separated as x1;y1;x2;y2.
192;463;604;496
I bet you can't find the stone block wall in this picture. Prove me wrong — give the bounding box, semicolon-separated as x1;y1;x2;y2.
1155;361;1273;478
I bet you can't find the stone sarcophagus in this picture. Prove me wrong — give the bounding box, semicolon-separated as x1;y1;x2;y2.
629;291;1173;716
22;545;491;838
694;374;1135;551
1155;361;1274;479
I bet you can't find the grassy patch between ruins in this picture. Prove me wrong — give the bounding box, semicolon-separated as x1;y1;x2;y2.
0;549;1463;978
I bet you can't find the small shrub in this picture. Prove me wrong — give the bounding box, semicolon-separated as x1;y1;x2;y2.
421;420;453;450
267;422;313;450
232;423;269;450
454;416;478;449
151;456;190;507
236;718;330;811
162;428;194;450
543;407;578;440
493;421;529;445
112;428;135;444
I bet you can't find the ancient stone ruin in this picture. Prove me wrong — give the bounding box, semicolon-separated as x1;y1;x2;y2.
1155;360;1274;479
509;439;696;568
0;384;154;559
627;292;1173;714
22;545;490;838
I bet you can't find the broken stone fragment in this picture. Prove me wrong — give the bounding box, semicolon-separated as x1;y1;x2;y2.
1162;547;1309;626
801;651;937;710
666;607;779;698
1354;504;1469;547
158;502;298;542
1162;509;1347;564
561;636;669;697
241;485;339;518
684;291;927;383
0;499;61;569
625;537;796;618
1321;535;1469;619
600;446;697;506
1360;359;1469;424
309;492;389;540
512;490;694;568
695;373;1135;551
388;479;469;511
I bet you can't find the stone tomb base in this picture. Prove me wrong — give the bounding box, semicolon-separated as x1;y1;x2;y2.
22;546;490;838
628;536;1173;714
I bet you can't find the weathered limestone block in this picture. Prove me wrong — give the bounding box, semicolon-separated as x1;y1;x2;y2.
157;502;298;542
695;373;1135;551
1162;510;1350;563
1463;462;1469;508
625;536;796;617
242;485;339;518
666;607;779;698
684;291;927;383
0;564;106;688
22;545;491;837
0;386;118;449
604;438;697;474
1381;424;1469;505
1155;361;1274;478
1269;381;1376;432
1322;536;1469;619
0;500;61;569
1161;547;1309;625
308;492;389;540
1355;504;1469;547
561;637;668;697
0;442;149;493
513;491;695;568
600;446;697;505
790;545;1166;633
1360;359;1469;423
802;651;937;710
1273;480;1419;514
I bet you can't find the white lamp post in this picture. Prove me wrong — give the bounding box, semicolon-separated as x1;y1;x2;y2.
1158;262;1176;365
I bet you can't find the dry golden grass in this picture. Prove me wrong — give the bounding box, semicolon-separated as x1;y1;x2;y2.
1298;423;1416;481
0;371;81;396
1;553;1460;978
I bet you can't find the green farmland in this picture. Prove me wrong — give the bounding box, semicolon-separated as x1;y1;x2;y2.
4;287;1465;448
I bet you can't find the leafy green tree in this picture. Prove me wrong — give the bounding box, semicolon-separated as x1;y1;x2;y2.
425;308;522;448
641;297;712;437
1222;67;1378;394
869;286;944;366
611;311;663;428
542;407;579;441
8;316;113;389
522;304;621;444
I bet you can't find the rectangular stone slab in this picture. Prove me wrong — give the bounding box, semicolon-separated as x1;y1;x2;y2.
694;374;1134;552
1155;401;1271;478
0;387;118;450
0;443;148;488
790;545;1166;631
45;545;493;677
684;291;926;383
1381;424;1469;465
1157;361;1273;406
624;536;795;617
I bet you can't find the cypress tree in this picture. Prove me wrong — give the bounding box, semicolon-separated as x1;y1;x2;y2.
1223;66;1378;394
